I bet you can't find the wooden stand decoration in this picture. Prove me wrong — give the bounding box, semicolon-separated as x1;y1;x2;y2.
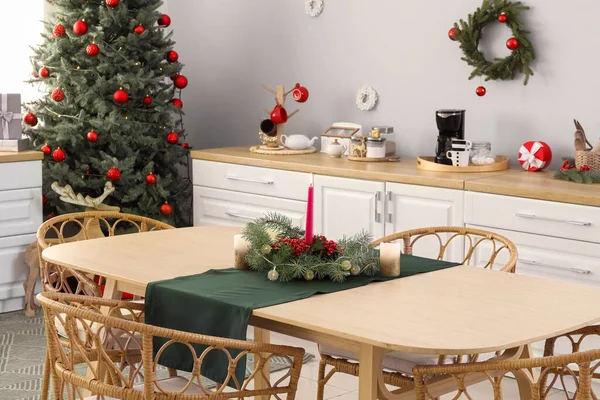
23;182;119;317
258;83;307;149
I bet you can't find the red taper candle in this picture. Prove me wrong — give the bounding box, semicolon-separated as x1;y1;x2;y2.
305;173;314;244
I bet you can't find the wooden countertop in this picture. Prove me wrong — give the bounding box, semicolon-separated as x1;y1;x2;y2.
0;151;43;163
192;147;600;207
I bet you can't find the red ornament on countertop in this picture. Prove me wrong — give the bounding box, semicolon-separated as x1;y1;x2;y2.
518;141;552;172
174;75;188;89
51;88;65;102
160;202;173;216
171;98;183;108
143;95;153;105
146;173;157;185
498;12;508;23
166;131;179;144
167;50;179;63
41;144;52;156
134;25;145;34
105;0;119;7
448;27;458;41
73;20;88;36
39;66;49;78
476;86;487;97
158;14;171;27
53;24;66;38
506;37;519;50
52;148;66;162
114;88;129;104
87;130;98;142
107;168;121;181
86;43;100;56
24;112;38;126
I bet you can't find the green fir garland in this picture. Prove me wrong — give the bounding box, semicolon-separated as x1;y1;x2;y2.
452;0;534;84
242;213;380;283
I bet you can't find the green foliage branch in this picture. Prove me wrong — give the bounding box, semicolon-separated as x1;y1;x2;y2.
453;0;534;85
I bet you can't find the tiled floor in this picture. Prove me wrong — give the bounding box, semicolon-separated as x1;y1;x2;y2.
262;331;571;400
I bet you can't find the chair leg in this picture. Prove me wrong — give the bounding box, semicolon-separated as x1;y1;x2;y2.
317;358;327;400
41;351;51;400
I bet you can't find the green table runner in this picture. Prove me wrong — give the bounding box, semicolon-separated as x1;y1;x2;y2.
144;255;459;386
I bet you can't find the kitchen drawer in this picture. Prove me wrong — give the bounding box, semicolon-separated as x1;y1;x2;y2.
0;234;38;313
194;186;306;227
0;188;43;238
0;161;42;191
465;192;600;244
193;160;309;201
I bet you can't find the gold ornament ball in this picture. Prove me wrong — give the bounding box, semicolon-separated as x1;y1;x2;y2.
341;260;352;271
268;269;279;281
350;265;360;275
261;244;272;255
304;271;315;281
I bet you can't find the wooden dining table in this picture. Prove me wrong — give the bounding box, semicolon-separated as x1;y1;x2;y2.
42;226;600;400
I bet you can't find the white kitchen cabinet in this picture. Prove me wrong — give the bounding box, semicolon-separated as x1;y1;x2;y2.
385;183;465;261
314;175;385;241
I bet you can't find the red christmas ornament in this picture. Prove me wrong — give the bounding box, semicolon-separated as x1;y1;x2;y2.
134;25;145;34
498;12;507;23
32;71;39;78
158;14;171;27
518;141;553;172
73;20;88;36
170;73;179;81
87;130;98;142
167;50;179;63
52;148;66;162
476;86;487;97
107;168;121;181
42;195;48;206
171;98;183;108
174;75;188;89
143;95;153;105
41;144;52;156
114;88;129;104
506;37;519;51
106;0;119;7
39;66;50;78
160;202;173;216
166;132;179;144
51;88;65;102
86;43;100;57
448;27;458;41
24;112;38;126
53;24;66;38
181;142;189;149
46;212;56;220
146;173;157;185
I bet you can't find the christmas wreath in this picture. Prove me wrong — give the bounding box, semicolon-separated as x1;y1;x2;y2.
449;0;534;90
242;213;379;282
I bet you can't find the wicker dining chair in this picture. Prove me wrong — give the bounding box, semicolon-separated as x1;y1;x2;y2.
317;226;519;400
36;212;174;400
38;292;305;400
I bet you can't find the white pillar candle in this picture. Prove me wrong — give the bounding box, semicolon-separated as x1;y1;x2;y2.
380;242;401;277
234;234;251;270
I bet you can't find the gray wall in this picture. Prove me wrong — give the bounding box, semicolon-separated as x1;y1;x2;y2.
168;0;600;166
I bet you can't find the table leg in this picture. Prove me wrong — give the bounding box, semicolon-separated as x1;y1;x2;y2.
515;344;533;400
358;344;383;400
253;327;271;400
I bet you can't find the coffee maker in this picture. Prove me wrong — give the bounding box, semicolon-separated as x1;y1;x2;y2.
435;109;465;165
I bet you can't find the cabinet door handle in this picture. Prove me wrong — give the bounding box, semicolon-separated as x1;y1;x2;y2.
225;212;256;220
374;191;382;223
519;259;592;275
387;191;393;223
225;175;274;185
515;213;592;227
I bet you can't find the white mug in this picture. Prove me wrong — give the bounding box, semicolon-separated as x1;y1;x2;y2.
447;150;471;167
451;139;473;151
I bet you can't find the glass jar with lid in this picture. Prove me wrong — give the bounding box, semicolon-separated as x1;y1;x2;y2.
470;141;495;165
366;137;386;158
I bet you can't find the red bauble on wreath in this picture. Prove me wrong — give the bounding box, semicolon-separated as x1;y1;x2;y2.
143;95;153;105
158;14;171;27
87;130;98;142
498;12;508;23
506;37;519;50
160;202;173;216
24;112;38;126
86;43;100;57
41;144;52;156
146;173;157;185
174;75;188;89
114;88;129;104
518;141;552;172
52;148;66;163
53;24;66;38
166;131;179;144
171;98;183;108
51;89;65;102
106;0;119;7
167;51;179;63
73;20;88;36
107;168;121;181
39;66;50;78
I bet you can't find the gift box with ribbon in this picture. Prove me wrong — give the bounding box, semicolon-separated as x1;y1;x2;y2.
0;93;23;141
518;141;553;172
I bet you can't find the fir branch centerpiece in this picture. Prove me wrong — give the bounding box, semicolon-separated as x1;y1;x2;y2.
242;213;379;282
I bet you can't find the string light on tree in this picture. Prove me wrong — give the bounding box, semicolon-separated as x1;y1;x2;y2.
160;202;173;216
51;89;65;102
52;148;66;162
73;20;88;36
107;168;121;181
86;43;100;56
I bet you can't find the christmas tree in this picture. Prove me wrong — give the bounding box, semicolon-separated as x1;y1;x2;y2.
23;0;191;226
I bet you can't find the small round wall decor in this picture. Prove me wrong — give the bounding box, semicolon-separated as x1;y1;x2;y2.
356;86;378;111
305;0;324;17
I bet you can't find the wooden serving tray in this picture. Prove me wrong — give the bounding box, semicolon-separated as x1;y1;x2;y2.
348;156;400;162
417;156;510;173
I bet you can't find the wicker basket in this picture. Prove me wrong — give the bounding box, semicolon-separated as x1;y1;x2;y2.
575;150;600;172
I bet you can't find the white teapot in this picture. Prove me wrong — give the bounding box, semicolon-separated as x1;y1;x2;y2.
326;139;347;158
280;135;318;150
